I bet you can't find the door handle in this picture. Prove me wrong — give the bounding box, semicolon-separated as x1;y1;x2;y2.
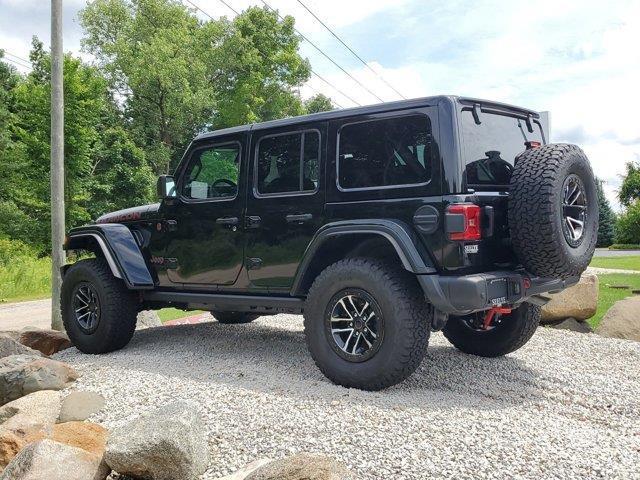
216;216;239;226
286;213;313;223
245;215;261;228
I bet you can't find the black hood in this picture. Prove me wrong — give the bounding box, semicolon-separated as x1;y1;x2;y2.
95;203;161;224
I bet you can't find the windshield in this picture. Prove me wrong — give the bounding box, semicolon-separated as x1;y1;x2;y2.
460;108;545;190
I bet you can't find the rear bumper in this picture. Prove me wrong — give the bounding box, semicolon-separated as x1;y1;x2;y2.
417;271;580;315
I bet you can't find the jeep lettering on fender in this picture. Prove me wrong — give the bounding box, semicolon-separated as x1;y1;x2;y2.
61;96;597;390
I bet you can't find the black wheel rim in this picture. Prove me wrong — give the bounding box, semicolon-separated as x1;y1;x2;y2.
561;174;588;247
72;282;101;334
324;289;384;362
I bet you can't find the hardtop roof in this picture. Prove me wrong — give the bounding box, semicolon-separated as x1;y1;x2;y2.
194;95;540;142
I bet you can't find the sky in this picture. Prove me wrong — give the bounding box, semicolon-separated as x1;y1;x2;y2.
1;0;639;208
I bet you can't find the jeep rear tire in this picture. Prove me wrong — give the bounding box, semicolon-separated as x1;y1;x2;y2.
508;143;597;279
211;311;259;324
443;302;540;357
61;258;138;354
304;258;431;391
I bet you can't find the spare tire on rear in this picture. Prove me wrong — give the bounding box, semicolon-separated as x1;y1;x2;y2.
508;143;597;279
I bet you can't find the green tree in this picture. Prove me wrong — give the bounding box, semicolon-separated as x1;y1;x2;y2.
80;0;310;173
1;39;154;252
304;93;334;114
618;161;640;207
615;200;640;244
595;179;615;247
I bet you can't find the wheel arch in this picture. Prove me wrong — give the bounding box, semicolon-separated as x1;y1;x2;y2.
291;219;436;296
64;223;154;290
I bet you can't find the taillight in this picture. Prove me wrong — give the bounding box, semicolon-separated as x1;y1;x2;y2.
447;204;481;241
525;140;541;149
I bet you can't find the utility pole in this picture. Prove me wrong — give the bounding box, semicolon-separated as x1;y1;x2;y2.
50;0;65;330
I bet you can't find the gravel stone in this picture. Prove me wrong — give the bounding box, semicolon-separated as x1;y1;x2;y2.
55;315;640;479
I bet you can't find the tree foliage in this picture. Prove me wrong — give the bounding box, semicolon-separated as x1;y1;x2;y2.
615;200;640;244
595;179;615;247
618;161;640;207
80;0;311;173
304;93;334;114
0;39;154;252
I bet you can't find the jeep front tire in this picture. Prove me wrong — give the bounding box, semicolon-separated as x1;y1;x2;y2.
61;258;139;354
304;258;431;391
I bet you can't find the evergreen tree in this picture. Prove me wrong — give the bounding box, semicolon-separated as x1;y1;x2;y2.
596;178;615;247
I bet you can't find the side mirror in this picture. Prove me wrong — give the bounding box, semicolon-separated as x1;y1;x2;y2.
157;175;177;200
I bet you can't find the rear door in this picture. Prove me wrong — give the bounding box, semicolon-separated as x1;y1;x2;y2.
244;123;326;291
449;102;546;272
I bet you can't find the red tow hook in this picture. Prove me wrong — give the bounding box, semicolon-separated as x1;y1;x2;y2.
483;306;512;330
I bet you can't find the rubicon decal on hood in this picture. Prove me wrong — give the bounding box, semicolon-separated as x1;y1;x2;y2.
95;203;161;224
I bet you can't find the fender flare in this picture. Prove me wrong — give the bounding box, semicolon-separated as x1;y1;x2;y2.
291;219;436;296
64;223;154;289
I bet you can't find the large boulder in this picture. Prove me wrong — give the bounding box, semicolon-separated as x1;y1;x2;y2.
58;391;105;423
0;421;107;470
245;454;355;480
0;390;62;429
0;439;109;480
0;335;41;359
0;355;78;406
104;401;208;480
18;329;72;356
136;311;162;330
596;295;640;341
541;272;598;323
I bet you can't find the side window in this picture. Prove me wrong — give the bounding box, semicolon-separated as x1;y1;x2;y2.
337;115;432;190
182;144;240;200
256;131;320;195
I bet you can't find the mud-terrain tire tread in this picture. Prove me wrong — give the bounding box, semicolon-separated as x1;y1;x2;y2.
211;311;259;324
304;258;431;391
443;303;541;357
61;258;138;353
508;143;597;279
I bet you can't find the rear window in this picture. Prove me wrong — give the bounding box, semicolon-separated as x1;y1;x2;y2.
337;114;432;190
460;108;544;190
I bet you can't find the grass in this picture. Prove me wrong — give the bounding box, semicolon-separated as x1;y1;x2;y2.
157;308;203;323
589;273;640;329
0;256;52;303
589;255;640;271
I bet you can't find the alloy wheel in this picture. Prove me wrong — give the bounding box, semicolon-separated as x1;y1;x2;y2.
72;282;101;334
325;289;384;362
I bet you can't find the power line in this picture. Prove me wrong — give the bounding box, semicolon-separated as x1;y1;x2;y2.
259;0;385;103
1;55;32;71
183;0;360;106
295;0;406;100
4;51;32;65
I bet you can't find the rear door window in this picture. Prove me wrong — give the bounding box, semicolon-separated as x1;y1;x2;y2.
337;114;432;190
460;109;544;190
256;131;320;196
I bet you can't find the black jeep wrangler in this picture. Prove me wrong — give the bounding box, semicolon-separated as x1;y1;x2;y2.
61;96;598;390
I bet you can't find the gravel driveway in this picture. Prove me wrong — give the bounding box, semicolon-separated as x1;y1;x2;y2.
55;315;640;480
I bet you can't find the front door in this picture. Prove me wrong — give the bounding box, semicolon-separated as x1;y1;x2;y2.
245;123;326;290
159;136;246;286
